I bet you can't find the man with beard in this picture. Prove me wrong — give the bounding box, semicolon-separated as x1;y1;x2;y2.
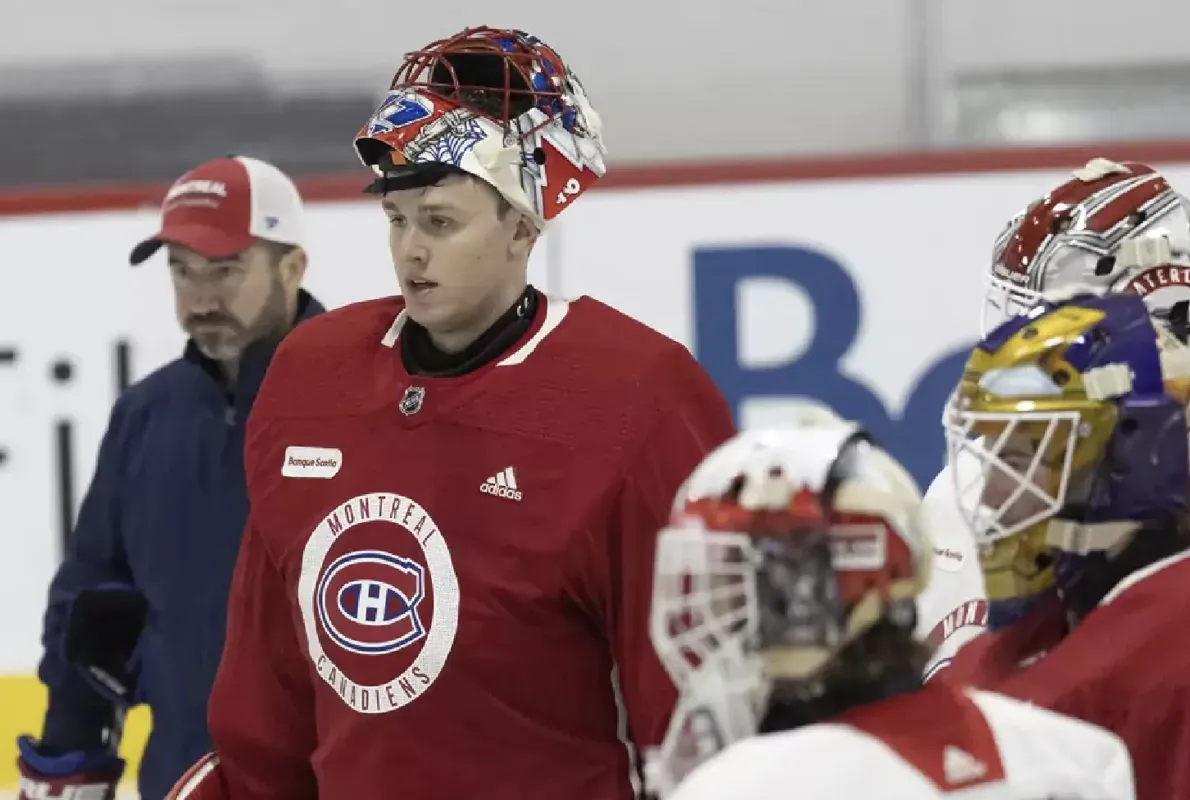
16;156;324;800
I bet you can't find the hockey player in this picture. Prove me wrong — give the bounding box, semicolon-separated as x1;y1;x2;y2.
164;27;735;800
644;417;1135;799
918;157;1190;679
941;291;1190;800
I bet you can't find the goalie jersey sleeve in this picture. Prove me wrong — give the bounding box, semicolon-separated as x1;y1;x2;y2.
568;347;736;752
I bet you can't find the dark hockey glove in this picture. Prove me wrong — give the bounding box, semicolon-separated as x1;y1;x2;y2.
16;735;124;800
62;584;149;706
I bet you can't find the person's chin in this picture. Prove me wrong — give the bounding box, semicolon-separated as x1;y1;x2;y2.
403;293;450;325
192;333;242;362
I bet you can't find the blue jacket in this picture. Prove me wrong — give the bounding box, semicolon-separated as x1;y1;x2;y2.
36;291;324;800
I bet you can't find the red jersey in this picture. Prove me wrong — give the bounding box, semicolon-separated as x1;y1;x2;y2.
944;551;1190;800
205;293;736;799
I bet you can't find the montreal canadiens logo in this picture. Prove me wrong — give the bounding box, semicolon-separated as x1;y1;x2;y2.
317;551;426;655
298;492;459;715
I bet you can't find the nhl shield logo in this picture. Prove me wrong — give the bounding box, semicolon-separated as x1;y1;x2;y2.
400;386;425;416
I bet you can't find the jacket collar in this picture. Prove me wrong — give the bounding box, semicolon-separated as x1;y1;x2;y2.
183;289;325;399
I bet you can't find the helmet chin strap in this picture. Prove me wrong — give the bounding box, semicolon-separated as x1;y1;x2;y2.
1045;518;1139;556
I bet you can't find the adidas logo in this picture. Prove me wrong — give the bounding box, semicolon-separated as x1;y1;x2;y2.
480;466;522;501
943;745;987;785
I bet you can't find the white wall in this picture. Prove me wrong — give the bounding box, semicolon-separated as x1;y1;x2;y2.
5;0;1190;160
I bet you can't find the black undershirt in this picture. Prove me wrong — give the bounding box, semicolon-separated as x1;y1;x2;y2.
400;285;538;378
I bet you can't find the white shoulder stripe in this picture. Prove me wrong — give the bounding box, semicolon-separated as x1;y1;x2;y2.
380;309;409;348
381;298;570;362
1099;549;1190;606
497;297;570;367
922;657;952;683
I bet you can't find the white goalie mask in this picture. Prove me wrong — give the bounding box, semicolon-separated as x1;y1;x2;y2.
644;421;929;797
983;158;1190;335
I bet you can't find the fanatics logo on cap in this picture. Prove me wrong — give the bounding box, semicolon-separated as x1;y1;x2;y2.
282;446;343;479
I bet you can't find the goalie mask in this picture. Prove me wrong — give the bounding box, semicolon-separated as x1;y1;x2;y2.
353;27;607;229
945;292;1190;628
982;158;1190;335
644;421;928;797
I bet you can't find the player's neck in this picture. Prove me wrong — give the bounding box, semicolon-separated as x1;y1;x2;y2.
402;285;536;378
428;281;529;354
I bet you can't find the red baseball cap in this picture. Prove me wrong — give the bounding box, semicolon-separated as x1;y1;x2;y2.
130;156;306;265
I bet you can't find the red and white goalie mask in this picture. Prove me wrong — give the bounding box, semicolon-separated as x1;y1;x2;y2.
353;27;607;229
983;158;1190;334
644;420;929;797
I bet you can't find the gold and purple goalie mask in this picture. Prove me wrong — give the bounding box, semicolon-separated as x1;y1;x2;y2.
945;292;1190;613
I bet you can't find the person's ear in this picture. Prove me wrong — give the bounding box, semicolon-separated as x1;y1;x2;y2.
508;214;538;260
279;247;308;288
